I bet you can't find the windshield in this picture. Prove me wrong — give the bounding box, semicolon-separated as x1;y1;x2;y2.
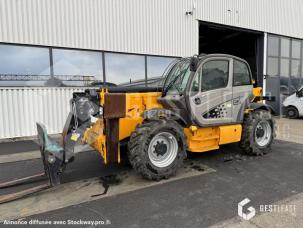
163;60;191;95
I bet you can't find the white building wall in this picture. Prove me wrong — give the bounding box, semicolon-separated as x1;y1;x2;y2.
196;0;303;39
0;87;86;138
0;0;198;57
0;0;303;58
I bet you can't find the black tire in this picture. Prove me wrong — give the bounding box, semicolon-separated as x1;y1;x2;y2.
128;119;187;181
286;106;299;119
240;110;276;155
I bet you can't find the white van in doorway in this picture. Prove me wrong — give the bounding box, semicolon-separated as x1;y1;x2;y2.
283;86;303;118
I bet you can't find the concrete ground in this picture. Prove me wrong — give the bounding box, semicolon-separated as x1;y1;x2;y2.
0;118;302;227
275;117;303;144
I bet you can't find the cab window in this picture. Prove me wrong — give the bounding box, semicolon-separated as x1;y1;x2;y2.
191;60;229;94
233;60;252;86
297;88;303;97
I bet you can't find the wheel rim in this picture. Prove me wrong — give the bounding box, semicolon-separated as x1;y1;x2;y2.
288;109;295;117
148;132;178;168
255;120;272;147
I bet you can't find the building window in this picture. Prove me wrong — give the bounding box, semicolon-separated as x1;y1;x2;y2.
0;44;50;86
268;36;279;57
290;40;302;92
291;59;300;77
105;53;145;86
267;35;303;78
267;35;303;95
280;59;289;77
267;35;280;77
53;49;103;84
280;38;290;58
0;44;50;75
146;56;176;87
291;40;301;59
267;57;279;76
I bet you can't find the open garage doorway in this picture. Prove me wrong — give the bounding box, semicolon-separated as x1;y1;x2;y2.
199;22;264;87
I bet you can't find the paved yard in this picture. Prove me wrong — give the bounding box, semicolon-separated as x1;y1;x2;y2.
275;117;303;144
0;118;302;227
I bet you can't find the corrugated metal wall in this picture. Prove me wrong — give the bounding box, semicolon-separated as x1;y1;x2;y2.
196;0;303;39
0;0;197;57
0;0;303;57
0;87;85;139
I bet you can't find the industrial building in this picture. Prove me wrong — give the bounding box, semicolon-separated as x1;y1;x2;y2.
0;0;303;138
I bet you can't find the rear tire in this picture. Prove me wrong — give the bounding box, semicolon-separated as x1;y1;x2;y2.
286;106;299;119
240;110;275;155
128;119;186;181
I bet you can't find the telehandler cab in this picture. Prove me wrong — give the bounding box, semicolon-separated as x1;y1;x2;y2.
0;54;275;203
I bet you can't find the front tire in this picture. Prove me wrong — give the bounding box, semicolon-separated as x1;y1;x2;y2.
128;119;186;181
286;106;299;119
240;110;275;155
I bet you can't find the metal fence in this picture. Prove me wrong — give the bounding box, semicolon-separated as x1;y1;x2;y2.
0;87;87;139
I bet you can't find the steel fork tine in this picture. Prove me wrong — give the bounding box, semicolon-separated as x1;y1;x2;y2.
0;172;46;189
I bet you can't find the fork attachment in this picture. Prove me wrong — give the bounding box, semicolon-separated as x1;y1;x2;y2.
0;123;65;204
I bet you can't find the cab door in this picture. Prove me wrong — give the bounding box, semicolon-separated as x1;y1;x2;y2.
231;59;253;123
187;57;233;127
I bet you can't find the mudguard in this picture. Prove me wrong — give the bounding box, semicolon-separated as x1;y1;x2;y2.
249;103;276;115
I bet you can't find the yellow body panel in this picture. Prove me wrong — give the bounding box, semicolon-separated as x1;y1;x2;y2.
184;127;220;152
84;90;244;163
82;119;107;163
83;91;162;163
218;125;242;145
252;87;263;103
184;124;242;152
253;87;262;97
119;92;162;140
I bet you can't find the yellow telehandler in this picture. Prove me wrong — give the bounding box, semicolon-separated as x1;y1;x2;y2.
0;54;275;203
